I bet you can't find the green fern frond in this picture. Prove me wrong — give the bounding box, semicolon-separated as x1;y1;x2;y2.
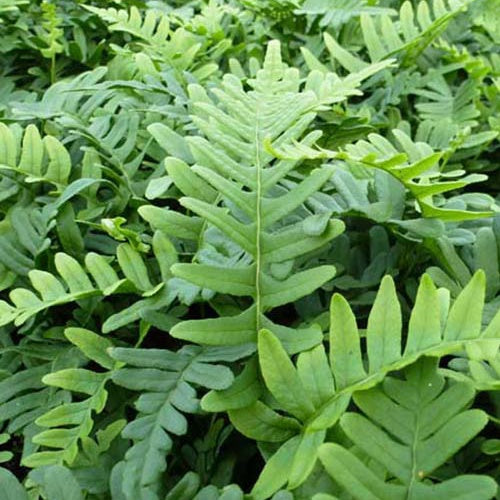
413;71;481;126
160;41;396;351
85;5;212;76
0;364;68;436
267;125;493;221
0;206;53;276
218;270;497;496
22;328;123;468
0;123;72;187
324;0;471;69
85;6;171;44
0;239;171;328
426;226;500;300
297;0;395;28
238;0;300;19
317;358;496;500
10;67;109;121
108;344;248;500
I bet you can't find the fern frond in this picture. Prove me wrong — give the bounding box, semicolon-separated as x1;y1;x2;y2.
0;364;68;436
85;5;212;76
238;0;299;19
317;358;496;500
426;226;500;300
85;6;171;45
413;71;480;126
0;465;84;500
108;344;249;500
297;0;395;28
0;205;53;276
324;0;471;69
267;126;493;222
219;270;497;496
0;239;171;328
21;328;118;468
11;67;109;121
160;41;395;351
0;123;72;187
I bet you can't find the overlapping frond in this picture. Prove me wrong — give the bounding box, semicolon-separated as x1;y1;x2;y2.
214;270;497;497
317;359;496;500
107;344;249;500
0;238;169;329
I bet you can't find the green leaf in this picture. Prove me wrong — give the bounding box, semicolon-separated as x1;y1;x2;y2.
148;123;194;164
18;124;43;177
42;465;84;500
366;275;402;372
43;135;71;185
444;270;485;340
318;358;493;499
251;436;301;500
0;468;29;500
229;401;301;441
116;243;153;291
258;329;315;421
42;369;105;395
329;294;366;389
64;327;115;369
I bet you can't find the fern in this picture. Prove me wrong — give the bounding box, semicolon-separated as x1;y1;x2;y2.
0;238;173;329
22;328;119;468
413;71;481;126
324;0;471;69
427;227;500;300
215;270;497;497
0;364;68;437
85;5;220;78
268;125;493;221
0;205;53;276
0;123;72;188
85;6;172;44
317;358;496;500
1;1;499;497
107;344;249;500
161;41;394;352
297;0;395;28
10;67;109;121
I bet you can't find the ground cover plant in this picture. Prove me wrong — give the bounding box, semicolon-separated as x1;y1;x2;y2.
0;0;499;498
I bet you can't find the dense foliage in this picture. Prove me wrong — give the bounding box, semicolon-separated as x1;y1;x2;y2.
0;0;499;498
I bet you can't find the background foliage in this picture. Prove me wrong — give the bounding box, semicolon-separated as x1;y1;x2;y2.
0;0;499;498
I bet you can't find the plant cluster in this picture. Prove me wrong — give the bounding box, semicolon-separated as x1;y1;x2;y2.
0;0;499;499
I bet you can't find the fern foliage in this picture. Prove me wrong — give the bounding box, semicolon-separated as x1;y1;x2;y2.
221;270;497;497
166;41;396;352
0;1;498;499
318;358;496;500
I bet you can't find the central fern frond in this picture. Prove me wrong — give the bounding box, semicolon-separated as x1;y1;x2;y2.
160;41;389;351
